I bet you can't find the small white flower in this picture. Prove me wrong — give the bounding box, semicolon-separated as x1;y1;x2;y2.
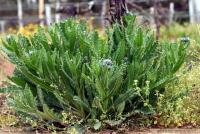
29;51;33;55
7;35;11;39
134;80;139;87
145;80;150;86
134;80;138;84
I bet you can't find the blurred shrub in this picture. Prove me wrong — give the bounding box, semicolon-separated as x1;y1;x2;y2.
160;23;200;42
18;24;38;36
7;24;38;36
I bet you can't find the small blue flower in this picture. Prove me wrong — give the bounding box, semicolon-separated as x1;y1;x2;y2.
180;37;190;43
102;59;113;68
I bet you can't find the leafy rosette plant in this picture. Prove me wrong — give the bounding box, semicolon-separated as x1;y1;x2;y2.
2;15;188;129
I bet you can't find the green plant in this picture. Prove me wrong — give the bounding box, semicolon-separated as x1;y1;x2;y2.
161;23;200;64
2;15;188;130
154;63;200;127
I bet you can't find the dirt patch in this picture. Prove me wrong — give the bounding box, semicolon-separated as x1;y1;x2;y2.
0;57;15;77
0;93;15;122
130;129;200;134
0;54;15;87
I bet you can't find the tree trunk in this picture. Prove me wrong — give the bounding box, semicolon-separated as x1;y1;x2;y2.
109;0;128;25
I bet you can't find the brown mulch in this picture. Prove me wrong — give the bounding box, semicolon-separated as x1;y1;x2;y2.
0;93;24;134
0;94;7;107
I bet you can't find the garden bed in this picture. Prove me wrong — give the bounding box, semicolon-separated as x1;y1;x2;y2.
0;85;200;133
1;14;200;133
